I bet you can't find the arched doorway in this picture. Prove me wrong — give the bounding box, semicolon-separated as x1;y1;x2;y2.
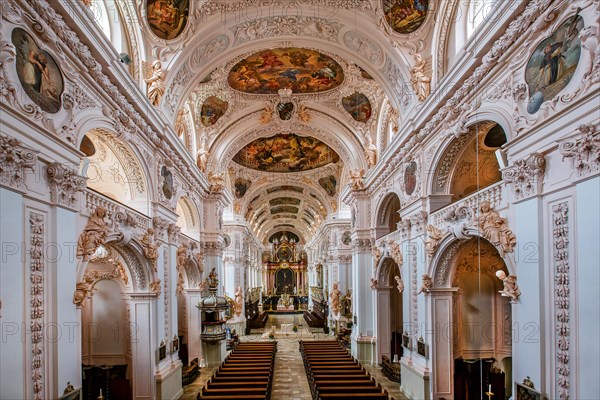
376;257;403;363
430;238;513;400
375;193;401;239
78;243;156;400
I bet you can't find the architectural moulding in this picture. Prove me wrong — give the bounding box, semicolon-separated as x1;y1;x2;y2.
0;133;38;192
29;213;46;400
502;153;546;201
46;162;87;210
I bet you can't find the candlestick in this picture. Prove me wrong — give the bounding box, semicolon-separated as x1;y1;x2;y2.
485;390;494;399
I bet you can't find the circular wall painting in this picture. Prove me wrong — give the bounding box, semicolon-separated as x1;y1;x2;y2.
404;161;417;196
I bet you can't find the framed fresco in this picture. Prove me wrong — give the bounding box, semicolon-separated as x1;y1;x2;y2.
228;48;344;94
342;92;372;123
267;185;304;194
147;0;189;40
269;197;301;207
233;133;339;173
318;175;337;197
12;28;64;113
525;14;584;114
161;166;174;200
234;178;251;198
201;96;228;126
271;205;299;215
404;161;417;196
382;0;429;35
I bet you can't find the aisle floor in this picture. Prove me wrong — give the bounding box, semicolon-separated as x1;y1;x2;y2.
181;314;407;400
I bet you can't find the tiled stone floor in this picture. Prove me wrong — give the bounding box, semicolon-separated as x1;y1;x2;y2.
181;314;407;400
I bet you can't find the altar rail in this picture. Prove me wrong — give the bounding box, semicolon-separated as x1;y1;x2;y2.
84;189;151;234
429;181;506;228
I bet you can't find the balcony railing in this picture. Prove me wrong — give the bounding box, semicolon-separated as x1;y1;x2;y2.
430;181;506;228
84;189;151;235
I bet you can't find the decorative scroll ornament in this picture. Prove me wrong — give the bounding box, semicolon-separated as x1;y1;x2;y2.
141;228;160;271
30;213;45;400
388;240;403;267
425;224;443;258
478;201;516;256
167;223;181;245
0;133;38;190
76;207;109;261
553;202;570;399
46;162;87;209
73;264;127;307
150;279;162;296
558;123;599;179
418;274;433;294
208;171;225;194
495;270;521;302
349;169;365;191
502;153;546;200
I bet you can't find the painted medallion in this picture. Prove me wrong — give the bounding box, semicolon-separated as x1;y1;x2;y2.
228;48;344;94
147;0;189;40
382;0;428;34
12;28;64;113
342;92;372;123
233;133;339;173
525;15;583;114
404;161;417;196
201;96;228;126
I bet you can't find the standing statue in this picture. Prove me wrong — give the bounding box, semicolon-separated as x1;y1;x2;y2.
410;53;431;102
145;60;166;106
77;207;109;260
349;169;365;191
330;282;341;315
141;228;159;271
394;275;404;294
207;267;219;287
495;270;521;301
478;201;517;256
365;135;378;168
196;139;209;173
234;286;243;316
176;243;188;268
418;274;433;294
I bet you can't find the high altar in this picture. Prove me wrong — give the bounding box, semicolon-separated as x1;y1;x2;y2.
263;234;308;308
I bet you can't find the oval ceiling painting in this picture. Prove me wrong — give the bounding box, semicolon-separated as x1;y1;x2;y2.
233;133;339;173
147;0;189;40
228;48;344;94
342;92;372;123
383;0;429;35
201;96;228;126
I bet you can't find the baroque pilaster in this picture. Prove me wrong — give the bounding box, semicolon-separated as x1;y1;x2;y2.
559;123;599;180
502;153;546;201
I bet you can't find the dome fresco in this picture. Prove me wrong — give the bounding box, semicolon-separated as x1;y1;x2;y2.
382;0;429;34
233;133;339;173
228;48;344;94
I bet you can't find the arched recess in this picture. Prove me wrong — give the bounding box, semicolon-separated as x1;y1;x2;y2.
428;237;513;400
374;257;404;364
78;241;158;400
429;120;507;204
82;128;152;214
176;196;201;238
375;192;401;239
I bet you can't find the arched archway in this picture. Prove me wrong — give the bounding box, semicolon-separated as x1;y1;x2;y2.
375;193;401;239
375;257;404;363
78;242;158;400
429;238;513;400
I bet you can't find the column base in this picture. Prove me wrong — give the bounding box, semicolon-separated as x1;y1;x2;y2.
400;359;430;400
351;336;376;364
155;360;183;400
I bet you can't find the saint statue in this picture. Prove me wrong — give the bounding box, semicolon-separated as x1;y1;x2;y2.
141;228;159;270
196;138;208;173
495;270;521;301
410;53;431;102
145;60;165;106
234;286;243;316
365;135;378;168
330;282;341;315
176;243;188;268
76;207;109;260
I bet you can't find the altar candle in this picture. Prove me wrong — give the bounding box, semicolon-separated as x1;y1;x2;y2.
488;384;491;393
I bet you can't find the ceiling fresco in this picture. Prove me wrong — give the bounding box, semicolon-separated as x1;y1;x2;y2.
342;92;372;123
267;185;304;194
147;0;189;40
383;0;429;34
270;197;302;207
271;205;299;215
232;133;340;173
201;96;228;126
227;48;344;94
